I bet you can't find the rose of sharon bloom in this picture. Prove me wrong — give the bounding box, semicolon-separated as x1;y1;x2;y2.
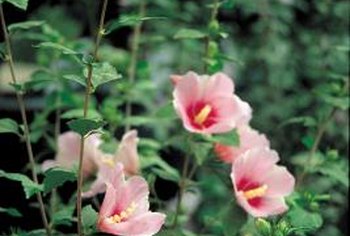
82;130;140;198
98;163;166;236
42;131;101;178
231;147;295;217
214;126;270;163
172;71;252;134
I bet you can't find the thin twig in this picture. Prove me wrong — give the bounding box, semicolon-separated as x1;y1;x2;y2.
76;0;108;235
0;4;51;236
297;108;337;186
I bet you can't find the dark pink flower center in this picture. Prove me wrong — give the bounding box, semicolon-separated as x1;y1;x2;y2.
237;178;267;208
187;101;217;129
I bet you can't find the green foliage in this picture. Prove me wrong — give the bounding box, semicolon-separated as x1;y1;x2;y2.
105;14;166;35
84;62;122;91
174;28;207;39
0;170;42;199
8;21;44;34
221;202;247;236
43;168;77;194
0;118;20;136
1;0;28;10
288;206;323;232
51;205;75;227
0;207;22;218
82;205;98;234
200;129;240;146
67;118;105;136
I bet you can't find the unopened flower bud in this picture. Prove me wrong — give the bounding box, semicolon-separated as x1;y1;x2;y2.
255;218;272;236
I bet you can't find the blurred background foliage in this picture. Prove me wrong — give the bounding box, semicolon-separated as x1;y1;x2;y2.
0;0;348;235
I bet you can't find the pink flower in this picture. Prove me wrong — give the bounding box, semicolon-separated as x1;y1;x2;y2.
214;126;270;163
231;147;295;217
82;130;140;198
42;131;101;178
98;163;166;236
172;71;252;134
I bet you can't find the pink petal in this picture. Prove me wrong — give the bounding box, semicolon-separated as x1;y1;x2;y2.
215;126;270;163
263;166;295;197
236;191;288;217
232;147;279;185
99;184;119;218
170;74;183;85
124;176;150;217
203;72;235;100
99;212;166;236
173;71;201;109
115;130;140;175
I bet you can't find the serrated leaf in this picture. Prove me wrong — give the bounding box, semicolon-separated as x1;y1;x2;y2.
67;118;105;136
174;28;207;39
43;168;77;194
105;15;166;34
8;21;44;34
82;205;98;233
52;205;75;227
288;206;323;231
0;118;20;136
84;62;121;91
2;0;28;10
0;206;22;217
0;170;43;199
63;74;86;87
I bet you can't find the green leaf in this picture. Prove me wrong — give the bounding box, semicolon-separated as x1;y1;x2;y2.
0;206;22;217
221;202;247;236
43;168;77;195
154;102;177;119
174;28;207;39
61;108;102;120
2;0;28;10
67;118;105;136
0;118;20;136
84;62;122;91
105;15;166;34
52;205;75;227
288;206;323;231
204;129;240;146
35;42;78;55
141;155;180;182
82;205;98;233
318;162;349;187
63;74;86;87
8;21;44;34
0;170;43;199
280;116;317;128
193;142;213;165
322;95;349;110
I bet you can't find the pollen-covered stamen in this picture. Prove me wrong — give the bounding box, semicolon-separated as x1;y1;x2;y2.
101;155;115;168
243;185;268;200
108;202;137;224
194;104;212;125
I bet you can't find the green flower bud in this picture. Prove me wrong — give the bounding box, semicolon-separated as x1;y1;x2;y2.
255;218;272;236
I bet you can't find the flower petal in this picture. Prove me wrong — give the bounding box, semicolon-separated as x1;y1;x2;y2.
263;166;295;197
99;212;166;236
115;130;140;175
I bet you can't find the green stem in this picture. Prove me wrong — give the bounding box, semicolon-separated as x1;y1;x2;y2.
203;0;220;74
125;1;146;132
297;108;337;186
172;152;190;228
76;0;108;235
0;4;51;236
